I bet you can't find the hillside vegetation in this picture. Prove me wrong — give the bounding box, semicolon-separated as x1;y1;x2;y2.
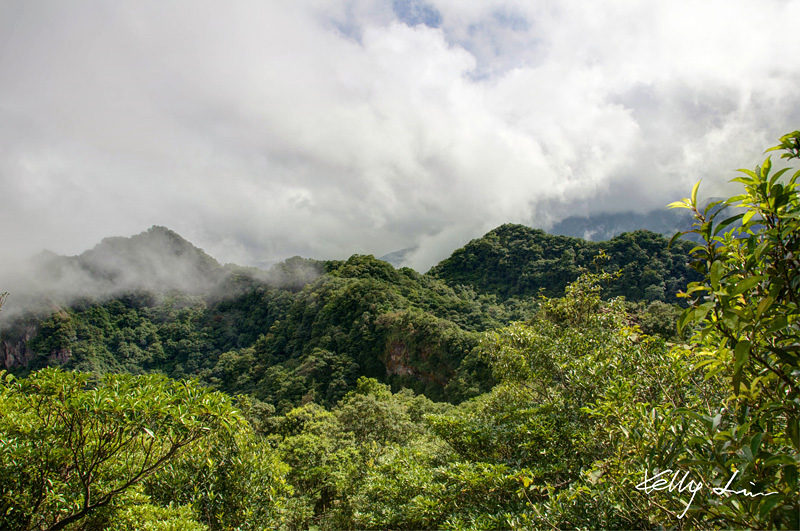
1;132;798;530
2;219;693;409
430;225;700;303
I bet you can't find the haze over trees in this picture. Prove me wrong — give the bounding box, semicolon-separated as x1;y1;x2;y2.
0;132;798;529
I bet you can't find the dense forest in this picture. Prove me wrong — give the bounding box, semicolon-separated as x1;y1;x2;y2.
1;223;694;410
429;224;701;303
1;132;798;530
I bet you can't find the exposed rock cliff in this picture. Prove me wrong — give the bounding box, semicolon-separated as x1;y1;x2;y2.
1;323;38;369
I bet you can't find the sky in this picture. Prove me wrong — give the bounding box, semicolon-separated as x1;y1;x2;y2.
1;0;799;273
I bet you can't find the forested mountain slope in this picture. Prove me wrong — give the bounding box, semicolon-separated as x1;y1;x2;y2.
3;132;798;531
429;224;700;303
1;253;518;408
26;226;227;301
1;223;692;410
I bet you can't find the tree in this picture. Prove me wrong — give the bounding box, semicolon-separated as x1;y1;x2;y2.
670;131;800;401
453;130;800;527
145;427;294;531
660;130;800;527
0;368;242;531
472;271;669;529
275;402;360;526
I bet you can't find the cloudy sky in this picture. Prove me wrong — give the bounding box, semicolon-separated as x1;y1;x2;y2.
1;0;799;272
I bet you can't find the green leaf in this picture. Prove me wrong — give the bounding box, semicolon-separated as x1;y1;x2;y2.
762;156;772;178
750;432;764;457
763;455;795;466
729;276;762;297
765;315;788;334
704;199;724;217
758;493;784;519
691;180;701;206
710;260;725;289
785;465;798;492
668;231;686;247
713;213;743;236
755;296;774;319
740;444;754;462
769;167;791;186
668;200;691;210
788;416;800;451
754;241;770;261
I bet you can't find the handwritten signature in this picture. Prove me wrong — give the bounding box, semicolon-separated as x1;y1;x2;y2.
635;469;778;519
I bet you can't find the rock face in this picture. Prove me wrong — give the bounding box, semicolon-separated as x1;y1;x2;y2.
385;341;416;378
0;324;38;369
384;340;447;387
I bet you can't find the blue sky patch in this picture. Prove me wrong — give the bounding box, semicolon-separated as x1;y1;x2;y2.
392;0;442;28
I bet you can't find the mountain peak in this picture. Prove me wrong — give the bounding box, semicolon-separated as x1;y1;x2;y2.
77;226;223;293
429;224;700;303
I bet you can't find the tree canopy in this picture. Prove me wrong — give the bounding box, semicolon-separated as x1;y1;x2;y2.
0;369;242;531
1;133;798;529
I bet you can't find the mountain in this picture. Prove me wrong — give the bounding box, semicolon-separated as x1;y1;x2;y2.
429;224;700;303
1;227;229;319
73;225;226;293
2;251;508;405
1;223;694;408
378;247;417;268
550;207;696;241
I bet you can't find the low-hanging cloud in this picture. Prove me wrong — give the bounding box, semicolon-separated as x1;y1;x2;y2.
1;0;799;288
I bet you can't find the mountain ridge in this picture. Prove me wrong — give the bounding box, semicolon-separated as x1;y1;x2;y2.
1;222;695;408
550;207;696;241
4;222;699;315
429;223;700;303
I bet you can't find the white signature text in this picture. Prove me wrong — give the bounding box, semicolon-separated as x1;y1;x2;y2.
635;469;778;519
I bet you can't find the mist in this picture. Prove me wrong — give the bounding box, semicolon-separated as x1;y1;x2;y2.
0;227;324;323
1;0;799;277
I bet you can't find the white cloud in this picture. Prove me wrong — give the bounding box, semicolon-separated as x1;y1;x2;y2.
1;0;799;280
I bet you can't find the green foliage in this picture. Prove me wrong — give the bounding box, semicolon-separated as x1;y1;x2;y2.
341;271;659;529
239;255;511;407
518;132;800;530
83;486;207;531
429;224;700;304
0;368;242;531
627;299;683;339
275;402;360;526
6;213;705;422
10;137;800;529
260;378;453;529
533;131;800;529
337;378;419;452
103;500;207;531
146;429;293;530
653;131;800;528
9;252;524;409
